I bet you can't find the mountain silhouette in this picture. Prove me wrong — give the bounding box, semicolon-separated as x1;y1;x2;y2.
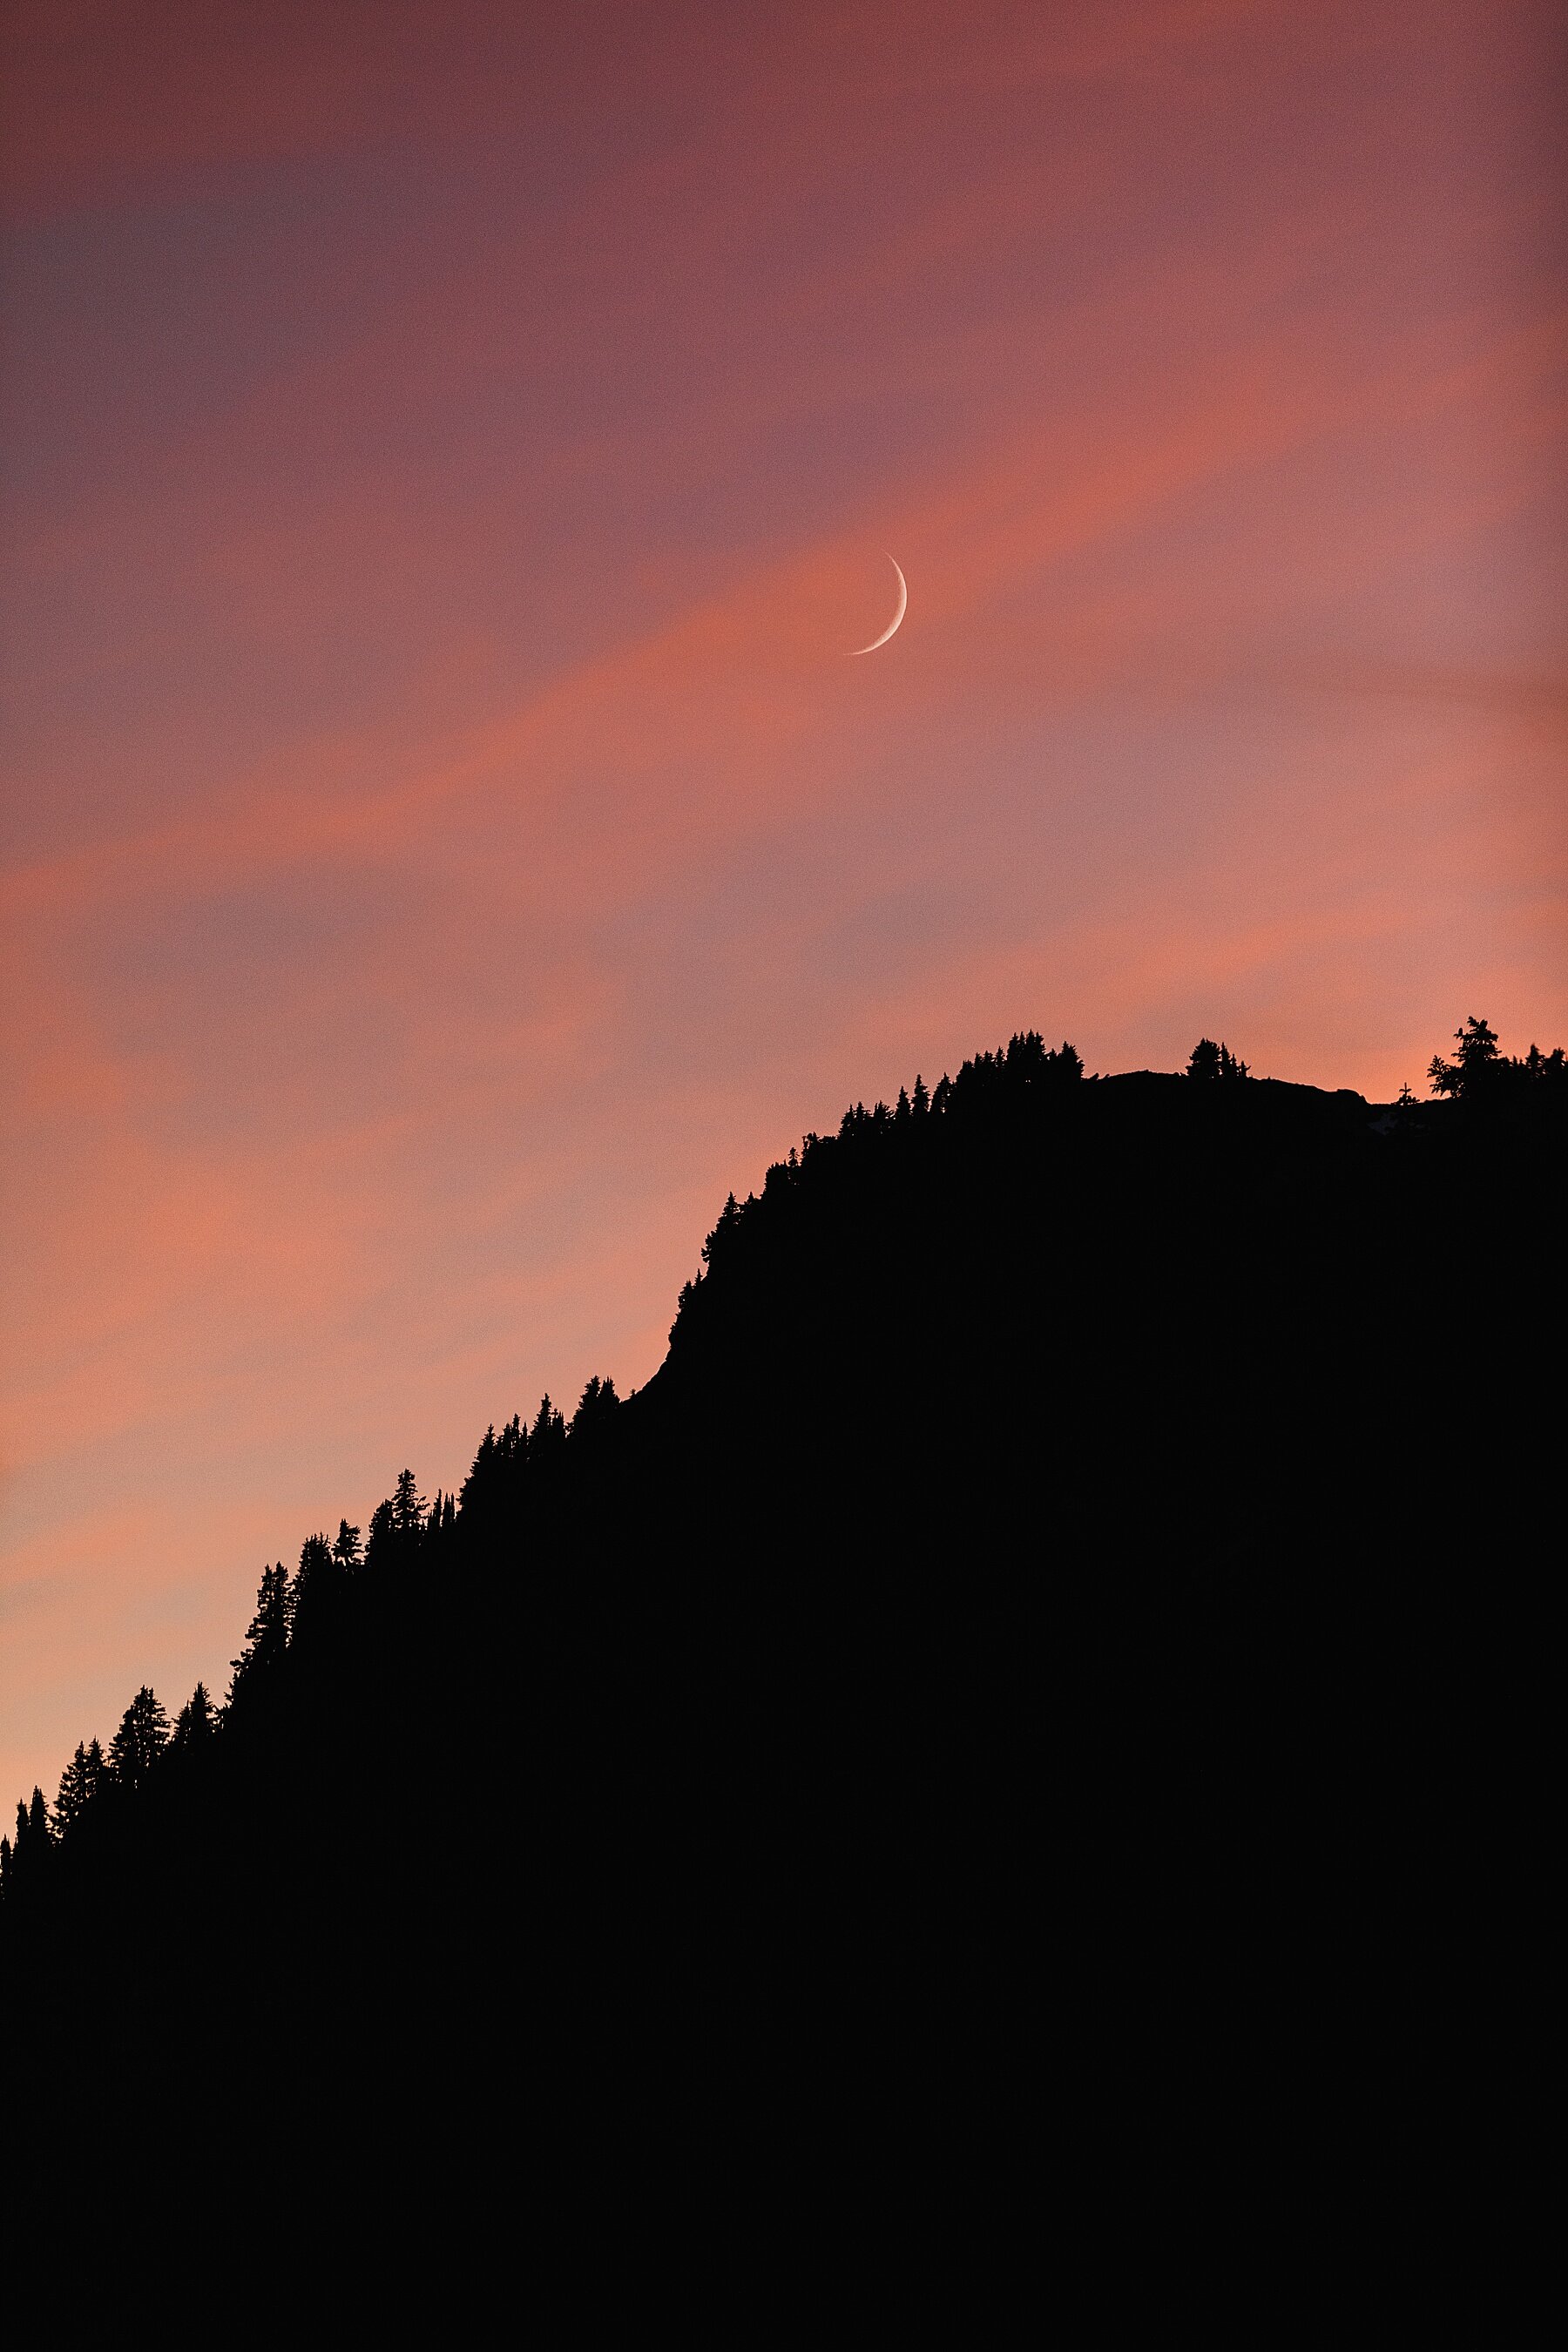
5;1022;1562;2260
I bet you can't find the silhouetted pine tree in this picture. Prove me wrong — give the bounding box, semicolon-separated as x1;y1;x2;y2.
290;1535;336;1644
569;1376;621;1460
295;1532;333;1592
229;1568;291;1705
171;1684;216;1750
457;1417;529;1537
390;1470;425;1540
530;1396;567;1469
7;1796;51;1893
8;1796;34;1890
1429;1016;1499;1097
461;1429;498;1504
365;1475;427;1571
701;1195;742;1273
108;1688;170;1788
55;1742;96;1834
365;1500;396;1571
1188;1038;1247;1081
1423;1015;1566;1101
1516;1043;1565;1084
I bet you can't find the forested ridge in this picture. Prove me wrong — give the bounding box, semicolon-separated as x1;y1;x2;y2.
4;1014;1562;2187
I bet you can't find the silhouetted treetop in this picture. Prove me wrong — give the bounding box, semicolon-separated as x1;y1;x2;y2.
55;1739;107;1833
171;1685;216;1751
108;1688;169;1789
676;1027;1091;1346
391;1470;425;1538
292;1533;335;1620
1427;1015;1565;1100
1186;1037;1249;1081
4;1790;54;1897
229;1567;291;1704
571;1375;621;1443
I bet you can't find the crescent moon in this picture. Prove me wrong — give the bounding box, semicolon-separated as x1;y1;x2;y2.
847;555;907;655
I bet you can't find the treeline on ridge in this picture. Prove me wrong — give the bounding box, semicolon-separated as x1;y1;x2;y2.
3;1009;1562;1919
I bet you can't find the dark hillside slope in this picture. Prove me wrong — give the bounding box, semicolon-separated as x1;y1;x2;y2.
5;1032;1562;2200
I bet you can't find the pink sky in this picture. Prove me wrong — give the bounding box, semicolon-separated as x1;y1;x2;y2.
3;0;1565;1807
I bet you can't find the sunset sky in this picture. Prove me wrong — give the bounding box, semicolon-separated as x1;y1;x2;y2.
3;1;1565;1804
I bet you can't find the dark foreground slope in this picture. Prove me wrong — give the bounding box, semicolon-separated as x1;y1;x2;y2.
5;1037;1562;2232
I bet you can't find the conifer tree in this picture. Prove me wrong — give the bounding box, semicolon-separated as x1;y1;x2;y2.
702;1194;742;1269
171;1684;215;1749
331;1519;362;1572
55;1750;78;1833
229;1567;291;1701
292;1535;334;1636
55;1742;94;1834
459;1416;529;1525
530;1397;566;1462
571;1375;621;1448
365;1498;396;1571
108;1688;170;1788
459;1429;498;1516
297;1532;333;1585
390;1470;425;1539
7;1790;55;1892
1429;1015;1502;1098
